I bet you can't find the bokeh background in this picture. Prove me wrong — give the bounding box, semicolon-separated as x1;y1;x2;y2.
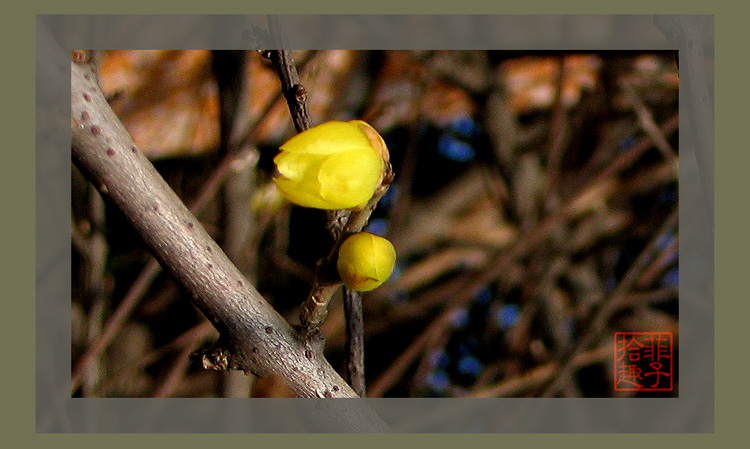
71;49;680;398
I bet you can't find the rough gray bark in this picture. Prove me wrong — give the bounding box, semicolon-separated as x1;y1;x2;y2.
70;54;388;432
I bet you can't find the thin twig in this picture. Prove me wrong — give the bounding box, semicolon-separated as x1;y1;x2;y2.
152;343;196;398
264;50;392;356
136;321;217;376
637;234;678;289
620;79;679;174
298;173;393;332
268;50;311;133
597;114;679;181
620;287;678;308
387;120;421;238
298;184;390;327
235;51;316;152
467;343;613;398
544;55;570;202
540;206;678;397
71;55;392;427
213;50;258;398
368;311;448;398
368;115;677;397
344;288;366;397
71;258;162;392
70;147;262;392
82;187;108;397
71;56;279;393
71;56;381;408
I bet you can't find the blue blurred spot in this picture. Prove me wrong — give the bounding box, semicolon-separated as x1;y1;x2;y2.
618;135;638;152
387;263;406;303
429;349;450;369
654;232;678;266
449;116;481;138
456;341;475;357
427;371;451;392
378;183;398;211
474;286;493;305
449;307;470;328
496;304;520;331
655;232;674;250
565;317;575;336
657;186;677;203
457;355;482;377
437;135;475;162
389;290;408;304
365;218;389;237
390;261;403;280
662;267;679;288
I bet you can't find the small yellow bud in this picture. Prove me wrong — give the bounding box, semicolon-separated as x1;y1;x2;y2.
273;120;388;210
337;232;397;292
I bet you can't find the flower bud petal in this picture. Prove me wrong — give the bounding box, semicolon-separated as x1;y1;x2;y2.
350;120;390;164
273;121;388;210
337;232;397;292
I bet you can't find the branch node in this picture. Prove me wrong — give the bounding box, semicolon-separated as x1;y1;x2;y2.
193;343;231;372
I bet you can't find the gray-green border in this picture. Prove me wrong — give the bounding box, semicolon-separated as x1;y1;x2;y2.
34;14;715;435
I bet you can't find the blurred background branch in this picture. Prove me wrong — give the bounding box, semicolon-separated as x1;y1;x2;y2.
71;49;680;399
70;54;372;404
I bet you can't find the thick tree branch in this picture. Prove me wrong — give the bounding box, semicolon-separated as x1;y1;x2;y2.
70;55;389;430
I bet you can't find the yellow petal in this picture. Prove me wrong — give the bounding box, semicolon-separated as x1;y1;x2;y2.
280;121;374;155
350;120;390;164
337;232;397;292
273;151;329;209
273;120;387;210
318;148;383;209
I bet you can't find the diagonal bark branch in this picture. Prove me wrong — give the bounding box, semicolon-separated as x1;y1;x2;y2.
70;54;389;430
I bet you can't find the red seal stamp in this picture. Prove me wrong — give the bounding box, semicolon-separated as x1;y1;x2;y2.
614;332;673;391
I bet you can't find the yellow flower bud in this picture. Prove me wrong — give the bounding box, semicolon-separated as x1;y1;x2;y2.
337;232;397;292
273;120;388;210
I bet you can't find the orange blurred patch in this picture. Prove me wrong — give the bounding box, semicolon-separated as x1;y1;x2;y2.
501;54;602;113
99;50;220;159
